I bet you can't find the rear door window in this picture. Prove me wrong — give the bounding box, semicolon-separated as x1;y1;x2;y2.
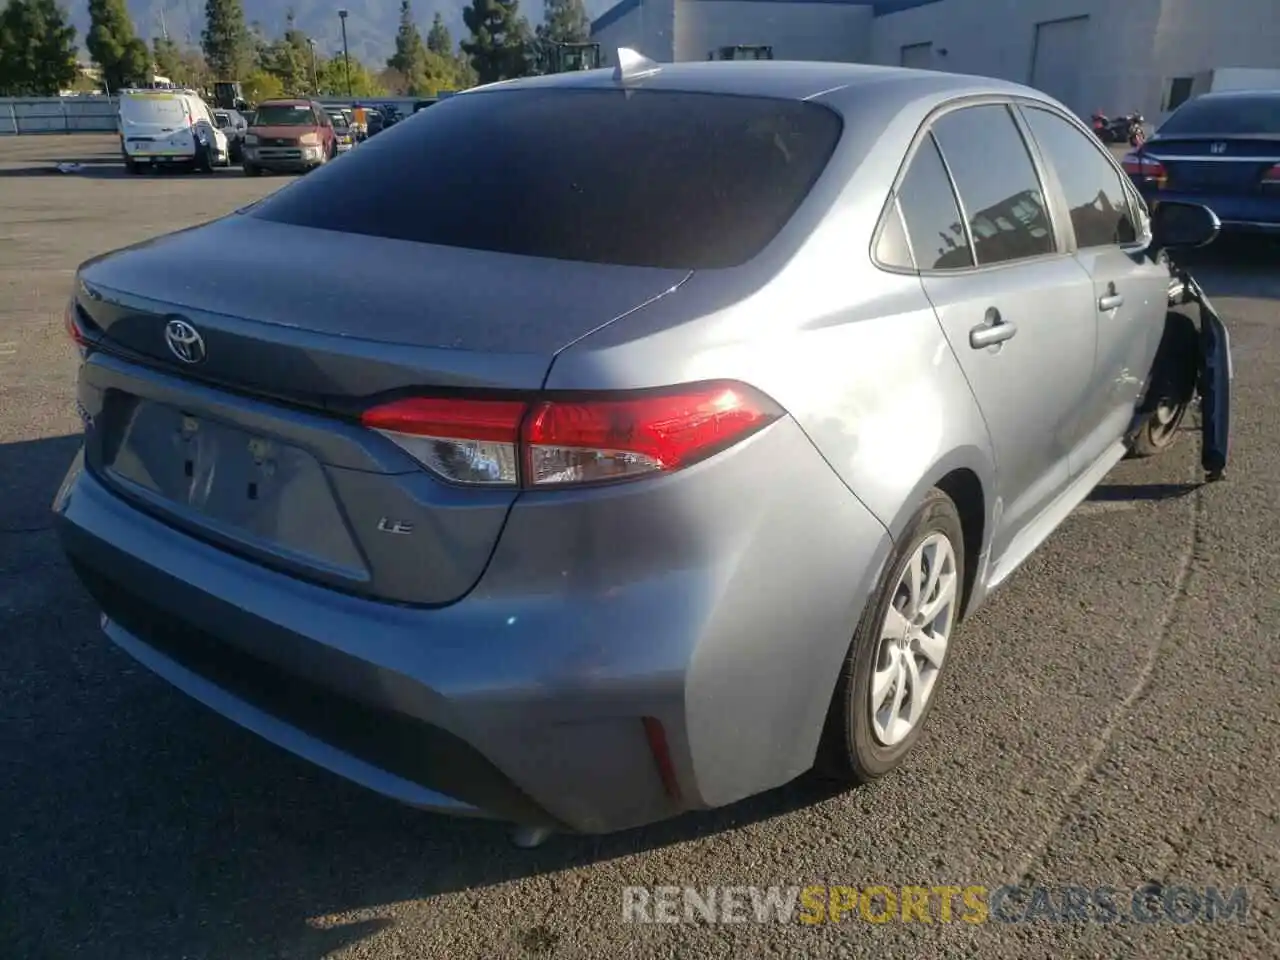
930;104;1056;266
892;134;973;270
1021;106;1137;249
249;88;844;269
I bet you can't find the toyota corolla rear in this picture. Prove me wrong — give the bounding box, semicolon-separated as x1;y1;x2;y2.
55;77;891;833
1124;90;1280;233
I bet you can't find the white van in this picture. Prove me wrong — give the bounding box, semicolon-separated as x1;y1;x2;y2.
117;89;230;174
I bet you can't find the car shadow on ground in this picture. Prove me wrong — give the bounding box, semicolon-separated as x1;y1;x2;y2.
1087;480;1201;503
1;433;852;958
0;161;245;180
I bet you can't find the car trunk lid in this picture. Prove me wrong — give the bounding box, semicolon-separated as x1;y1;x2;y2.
1148;136;1280;195
73;215;688;605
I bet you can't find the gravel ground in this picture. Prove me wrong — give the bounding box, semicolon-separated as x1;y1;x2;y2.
1;134;1277;960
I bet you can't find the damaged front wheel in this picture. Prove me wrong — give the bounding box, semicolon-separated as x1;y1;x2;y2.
1128;311;1199;459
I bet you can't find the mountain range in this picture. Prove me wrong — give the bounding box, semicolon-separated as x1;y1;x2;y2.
67;0;617;69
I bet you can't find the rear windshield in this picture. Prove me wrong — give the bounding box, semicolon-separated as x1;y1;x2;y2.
249;88;844;269
120;95;187;123
254;104;317;126
1159;95;1280;136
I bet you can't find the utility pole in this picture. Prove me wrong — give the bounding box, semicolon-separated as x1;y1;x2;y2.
308;38;319;95
338;9;352;97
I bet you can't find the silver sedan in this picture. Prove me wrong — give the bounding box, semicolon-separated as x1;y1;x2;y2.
56;55;1217;840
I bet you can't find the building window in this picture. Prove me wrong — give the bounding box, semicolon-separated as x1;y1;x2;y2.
1166;77;1194;112
900;42;933;70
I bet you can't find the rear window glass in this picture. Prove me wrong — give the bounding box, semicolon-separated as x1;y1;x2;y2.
1159;95;1280;136
121;95;187;123
249;88;844;269
254;104;317;126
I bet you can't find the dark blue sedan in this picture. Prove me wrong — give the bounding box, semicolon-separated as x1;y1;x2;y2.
1123;90;1280;236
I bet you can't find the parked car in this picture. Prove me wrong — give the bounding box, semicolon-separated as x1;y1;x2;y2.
117;88;230;174
58;59;1218;840
213;108;249;162
1123;89;1280;239
324;108;357;153
241;99;337;176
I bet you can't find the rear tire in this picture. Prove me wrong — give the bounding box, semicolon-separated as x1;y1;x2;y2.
817;488;965;784
242;162;260;177
1127;311;1199;459
124;158;142;175
194;143;213;174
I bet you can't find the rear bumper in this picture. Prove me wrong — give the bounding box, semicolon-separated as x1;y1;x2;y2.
55;417;892;834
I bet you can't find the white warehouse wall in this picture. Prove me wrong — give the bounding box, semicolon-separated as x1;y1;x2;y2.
869;0;1165;118
593;0;679;63
674;1;873;62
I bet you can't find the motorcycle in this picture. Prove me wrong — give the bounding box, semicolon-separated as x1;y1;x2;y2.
1091;111;1146;146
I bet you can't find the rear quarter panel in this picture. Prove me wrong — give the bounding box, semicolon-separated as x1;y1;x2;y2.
545;81;1000;555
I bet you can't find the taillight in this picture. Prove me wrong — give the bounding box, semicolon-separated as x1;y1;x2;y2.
359;382;783;489
1261;164;1280;188
64;299;86;347
361;397;525;485
1122;152;1166;186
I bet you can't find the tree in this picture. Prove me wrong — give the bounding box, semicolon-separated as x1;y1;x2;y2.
260;9;310;93
316;56;385;98
426;12;451;56
540;0;589;44
152;35;182;78
86;0;150;92
241;67;283;102
0;0;78;96
202;0;250;79
387;0;426;77
151;38;210;88
461;0;532;84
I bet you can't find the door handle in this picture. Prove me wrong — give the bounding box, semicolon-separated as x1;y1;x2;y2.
1099;294;1125;311
969;308;1018;350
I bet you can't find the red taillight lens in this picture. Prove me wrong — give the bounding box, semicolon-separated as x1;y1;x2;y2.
1122;152;1166;186
64;299;86;347
524;382;781;486
1261;164;1280;187
361;397;525;486
359;382;782;489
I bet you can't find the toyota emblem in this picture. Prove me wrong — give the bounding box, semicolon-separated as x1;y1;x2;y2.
164;318;206;364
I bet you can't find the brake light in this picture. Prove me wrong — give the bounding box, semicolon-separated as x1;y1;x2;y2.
361;397;525;485
1262;164;1280;187
1122;152;1166;186
64;299;86;347
359;382;783;488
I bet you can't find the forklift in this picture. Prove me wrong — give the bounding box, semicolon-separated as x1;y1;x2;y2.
212;81;249;111
549;41;602;73
708;44;774;61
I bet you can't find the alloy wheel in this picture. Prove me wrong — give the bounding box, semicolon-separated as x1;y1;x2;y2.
869;532;958;747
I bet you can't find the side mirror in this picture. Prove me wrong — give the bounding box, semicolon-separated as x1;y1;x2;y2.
1151;201;1220;251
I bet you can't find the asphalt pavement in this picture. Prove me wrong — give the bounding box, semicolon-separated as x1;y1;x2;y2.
1;134;1277;959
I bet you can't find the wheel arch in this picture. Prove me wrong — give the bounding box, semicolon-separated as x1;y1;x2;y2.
882;446;995;619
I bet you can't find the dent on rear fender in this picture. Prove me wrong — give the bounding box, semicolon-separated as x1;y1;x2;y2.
768;302;997;544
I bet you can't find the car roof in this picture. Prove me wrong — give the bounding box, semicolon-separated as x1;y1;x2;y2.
258;98;314;106
463;59;1049;110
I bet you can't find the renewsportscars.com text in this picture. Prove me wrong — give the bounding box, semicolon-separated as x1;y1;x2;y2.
621;884;1251;925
